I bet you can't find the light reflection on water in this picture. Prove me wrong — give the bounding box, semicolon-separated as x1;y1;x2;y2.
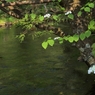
0;27;95;95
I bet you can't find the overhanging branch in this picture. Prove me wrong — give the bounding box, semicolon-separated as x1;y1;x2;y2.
0;5;22;18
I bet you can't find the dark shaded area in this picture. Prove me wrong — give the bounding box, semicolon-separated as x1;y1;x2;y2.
86;84;95;95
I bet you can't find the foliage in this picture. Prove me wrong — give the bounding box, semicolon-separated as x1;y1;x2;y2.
16;33;25;43
92;43;95;57
1;0;95;56
6;0;15;2
42;37;54;49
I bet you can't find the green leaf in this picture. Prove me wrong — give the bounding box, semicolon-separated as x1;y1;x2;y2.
85;30;91;38
77;11;82;17
84;7;90;12
88;20;95;30
58;37;64;44
58;37;63;41
25;14;28;20
6;0;15;2
88;3;94;8
48;37;52;39
42;41;48;49
91;43;95;48
52;15;58;21
59;40;63;44
39;15;44;22
92;50;95;57
92;43;95;57
58;0;61;2
68;36;74;43
30;13;36;20
68;14;74;20
73;34;79;42
80;33;86;41
80;7;85;10
90;20;95;26
47;39;54;46
63;36;68;41
60;7;65;11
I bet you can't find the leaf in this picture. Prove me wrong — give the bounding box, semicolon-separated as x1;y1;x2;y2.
85;30;91;38
80;7;85;10
88;20;95;30
42;41;48;49
59;38;63;40
91;43;95;48
6;0;15;2
92;43;95;57
88;3;94;8
59;40;63;44
68;36;74;43
47;39;54;46
84;7;90;12
80;33;86;41
39;15;44;22
63;36;68;41
77;11;82;17
90;20;95;26
52;15;58;21
58;0;61;2
68;14;74;20
73;34;79;42
92;50;95;57
60;7;65;11
30;13;36;20
48;37;52;40
25;14;28;20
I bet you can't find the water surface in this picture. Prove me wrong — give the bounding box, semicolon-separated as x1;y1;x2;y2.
0;27;95;95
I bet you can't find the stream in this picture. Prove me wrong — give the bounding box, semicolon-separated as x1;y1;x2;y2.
0;26;95;95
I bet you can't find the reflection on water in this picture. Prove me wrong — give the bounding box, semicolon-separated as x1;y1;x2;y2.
0;27;95;95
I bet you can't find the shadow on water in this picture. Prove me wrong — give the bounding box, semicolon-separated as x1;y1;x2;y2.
0;26;95;95
85;83;95;95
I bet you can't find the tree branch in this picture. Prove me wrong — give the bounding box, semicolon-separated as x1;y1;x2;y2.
0;5;22;18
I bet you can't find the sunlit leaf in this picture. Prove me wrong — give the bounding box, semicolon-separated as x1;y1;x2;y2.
80;33;86;41
39;15;44;22
47;39;54;46
91;43;95;48
84;7;90;12
52;15;58;21
58;0;61;2
58;37;63;40
59;40;63;44
68;36;74;43
63;36;68;41
92;43;95;57
68;14;74;20
25;14;28;20
77;11;82;17
85;30;91;38
88;20;95;30
88;3;94;8
73;34;79;42
6;0;15;2
42;41;48;49
30;13;36;20
92;50;95;57
90;20;95;26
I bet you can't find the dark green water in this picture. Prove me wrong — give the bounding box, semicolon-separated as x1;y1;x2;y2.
0;27;95;95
